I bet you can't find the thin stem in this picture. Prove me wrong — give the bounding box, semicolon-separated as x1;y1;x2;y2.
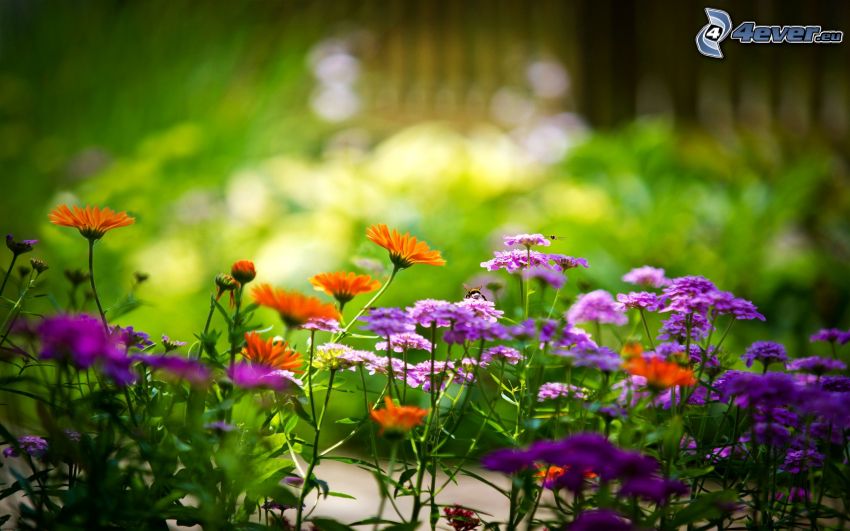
0;254;18;298
87;239;108;330
335;266;399;341
295;370;336;530
639;309;655;350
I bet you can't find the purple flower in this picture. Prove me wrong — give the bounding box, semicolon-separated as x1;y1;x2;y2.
481;345;522;365
615;291;663;311
481;448;533;474
227;363;300;391
787;356;846;375
360;307;415;337
443;319;509;345
710;291;765;321
556;346;622;372
622;266;668;288
619;477;688;505
301;317;341;333
406;299;455;327
38;314;136;386
555;323;597;350
537;382;586;401
775;487;809;503
661;276;718;314
375;332;432;353
5;234;37;255
137;354;211;386
820;376;850;393
566;290;627;326
205;421;236;432
161;335;187;352
571;510;634;531
523;267;565;289
503;233;551;248
718;371;800;409
548;254;590;271
3;435;48;459
456;298;503;322
538;319;559;343
781;449;824;474
509;319;537;340
742;341;788;369
481;250;553;274
658;312;713;342
810;328;850;344
111;325;154;351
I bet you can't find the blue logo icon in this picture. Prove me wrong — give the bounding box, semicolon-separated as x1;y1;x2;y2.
696;8;733;58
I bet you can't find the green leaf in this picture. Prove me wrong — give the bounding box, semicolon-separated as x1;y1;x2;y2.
669;490;737;527
327;491;356;499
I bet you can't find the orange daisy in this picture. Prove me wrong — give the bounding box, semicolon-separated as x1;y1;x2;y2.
242;331;303;372
252;283;341;328
309;271;380;305
366;224;446;269
49;205;135;240
624;356;697;391
370;396;429;437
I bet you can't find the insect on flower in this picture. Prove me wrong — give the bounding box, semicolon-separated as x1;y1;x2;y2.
463;285;487;301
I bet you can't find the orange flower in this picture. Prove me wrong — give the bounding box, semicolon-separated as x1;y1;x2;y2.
366;224;446;269
535;465;597;489
621;341;644;359
48;205;135;240
242;331;303;372
370;396;429;437
309;271;380;305
624;356;697;391
231;260;256;284
252;283;341;328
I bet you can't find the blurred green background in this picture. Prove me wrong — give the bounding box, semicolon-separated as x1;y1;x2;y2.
1;0;849;356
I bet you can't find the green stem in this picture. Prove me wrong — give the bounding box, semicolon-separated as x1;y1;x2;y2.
0;254;18;298
87;239;108;330
639;309;655;350
295;370;336;530
335;266;399;341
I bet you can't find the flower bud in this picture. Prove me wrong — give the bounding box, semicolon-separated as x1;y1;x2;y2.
29;258;49;274
64;268;90;287
5;235;37;256
215;273;238;299
230;260;256;284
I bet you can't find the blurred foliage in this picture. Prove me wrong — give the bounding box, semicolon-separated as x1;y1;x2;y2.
1;1;848;370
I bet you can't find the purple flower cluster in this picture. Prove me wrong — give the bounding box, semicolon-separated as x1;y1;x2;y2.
480;345;522;365
481;250;588;274
482;433;687;503
658;312;713;342
615;291;663;311
622;266;668;288
741;341;788;369
112;325;154;351
375;332;433;353
360;307;415;337
38;314;136;386
537;382;586;401
522;267;565;289
566;290;627;326
3;435;48;459
503;233;551;248
571;509;634;531
554;345;622;372
227;363;301;391
787;356;846;375
136;354;211;386
301;317;341;333
810;328;850;344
